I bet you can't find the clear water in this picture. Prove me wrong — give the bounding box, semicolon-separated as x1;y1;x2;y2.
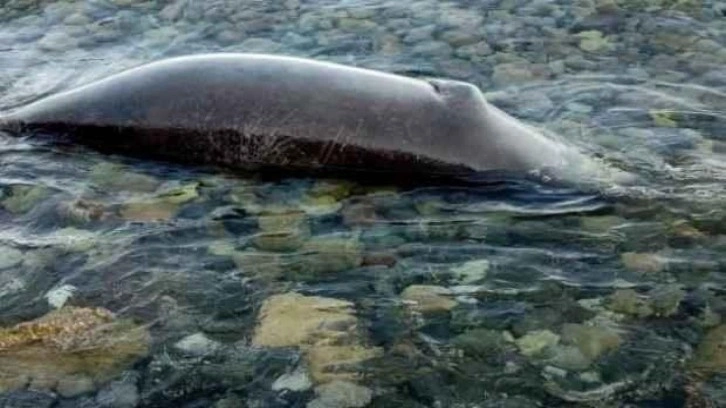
0;1;724;407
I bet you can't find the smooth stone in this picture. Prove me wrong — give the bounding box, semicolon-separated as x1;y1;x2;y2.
621;252;665;274
174;333;221;356
440;29;482;47
89;163;158;193
492;62;534;87
411;40;453;56
95;379;139;408
119;200;179;221
607;289;653;317
548;345;593;371
307;381;372;408
271;367;312;392
45;285;77;309
516;330;560;357
297;236;363;274
2;185;50;214
401;285;457;313
450;259;490;284
239;37;282;52
649;284;685;317
56;376;95;398
37;31;79;52
0;246;23;269
252;229;309;252
561;324;622;361
690;325;726;372
252;293;356;348
305;345;382;384
402;24;435;44
577;30;611;52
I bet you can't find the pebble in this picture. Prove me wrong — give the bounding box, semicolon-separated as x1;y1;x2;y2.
271;367;312;392
37;30;79;51
492;62;535;87
516;330;560;357
0;246;23;269
95;379;140;408
307;381;373;408
239;37;281;52
174;333;221;356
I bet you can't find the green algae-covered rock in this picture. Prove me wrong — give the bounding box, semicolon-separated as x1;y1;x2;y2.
2;185;51;214
690;325;726;373
89;162;159;193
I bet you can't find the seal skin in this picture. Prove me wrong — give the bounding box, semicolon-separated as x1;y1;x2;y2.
0;53;584;184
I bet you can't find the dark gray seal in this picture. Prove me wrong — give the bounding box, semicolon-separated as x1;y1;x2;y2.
0;53;607;184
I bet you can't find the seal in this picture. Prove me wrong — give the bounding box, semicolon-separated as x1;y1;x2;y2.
0;53;597;184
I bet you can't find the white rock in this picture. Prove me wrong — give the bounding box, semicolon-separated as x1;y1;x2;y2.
45;284;77;309
174;333;221;356
272;367;312;392
450;259;489;284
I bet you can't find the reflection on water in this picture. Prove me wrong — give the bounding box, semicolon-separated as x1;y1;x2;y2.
0;0;725;407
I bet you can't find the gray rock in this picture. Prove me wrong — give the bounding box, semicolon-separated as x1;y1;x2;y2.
96;379;139;408
492;62;535;87
440;29;482;47
239;38;281;52
402;24;436;44
455;41;493;61
0;390;55;408
37;30;79;52
159;0;186;21
0;246;23;269
56;376;95;398
307;381;372;408
298;12;334;32
411;41;453;56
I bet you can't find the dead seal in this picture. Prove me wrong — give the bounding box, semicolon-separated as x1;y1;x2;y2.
0;53;607;184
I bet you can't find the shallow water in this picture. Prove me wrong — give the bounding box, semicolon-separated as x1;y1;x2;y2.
0;1;725;407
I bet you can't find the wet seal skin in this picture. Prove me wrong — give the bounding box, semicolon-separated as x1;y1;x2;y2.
0;53;615;185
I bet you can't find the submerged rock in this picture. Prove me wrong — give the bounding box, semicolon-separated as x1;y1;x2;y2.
308;380;372;408
515;330;560;357
119;182;199;221
1;185;51;214
254;209;310;252
296;235;363;275
0;246;23;270
450;259;489;284
306;345;382;384
621;252;666;274
608;289;653;317
401;285;457;313
252;293;356;348
561;324;622;361
0;306;149;396
252;293;381;384
59;198;106;224
690;325;726;373
174;333;221;356
89;163;158;193
649;284;685;317
452;329;510;358
272;366;312;392
119;200;179;221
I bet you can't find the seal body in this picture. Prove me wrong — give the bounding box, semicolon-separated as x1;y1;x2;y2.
1;53;584;183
